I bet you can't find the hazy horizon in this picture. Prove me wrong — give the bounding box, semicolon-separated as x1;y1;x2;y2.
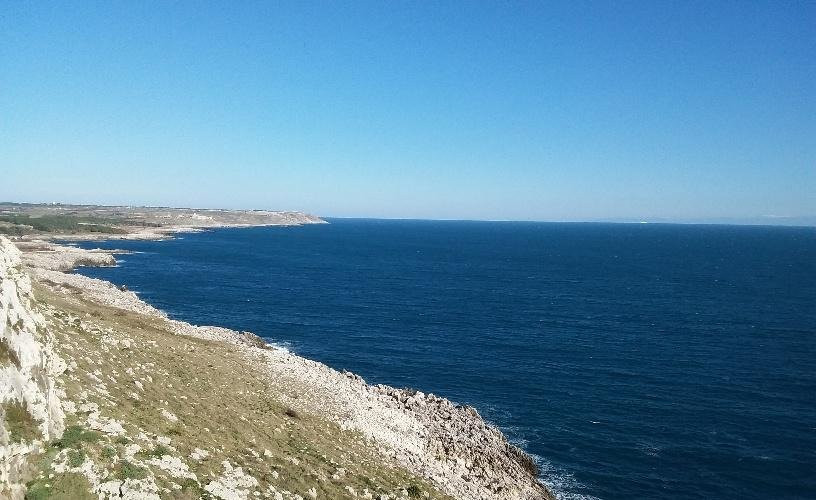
2;199;814;227
2;2;814;221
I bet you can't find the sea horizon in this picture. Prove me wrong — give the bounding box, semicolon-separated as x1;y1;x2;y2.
323;216;816;228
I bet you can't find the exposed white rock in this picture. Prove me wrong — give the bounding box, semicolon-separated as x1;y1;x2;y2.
98;480;124;497
119;477;161;500
160;409;178;422
124;443;142;459
0;236;66;500
204;461;259;500
18;240;117;272
86;411;126;435
62;400;77;414
78;402;99;413
147;455;196;480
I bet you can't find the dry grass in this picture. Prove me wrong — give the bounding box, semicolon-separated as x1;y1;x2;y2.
0;337;21;368
25;472;95;500
28;282;447;499
2;401;41;443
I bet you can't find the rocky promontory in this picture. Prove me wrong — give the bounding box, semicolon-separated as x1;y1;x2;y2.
0;228;553;500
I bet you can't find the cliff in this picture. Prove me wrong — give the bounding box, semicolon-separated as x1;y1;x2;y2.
0;238;66;499
0;235;553;500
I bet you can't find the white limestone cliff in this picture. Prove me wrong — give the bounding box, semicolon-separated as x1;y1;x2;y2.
0;236;66;499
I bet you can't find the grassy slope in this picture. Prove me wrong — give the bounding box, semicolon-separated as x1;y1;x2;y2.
25;283;447;499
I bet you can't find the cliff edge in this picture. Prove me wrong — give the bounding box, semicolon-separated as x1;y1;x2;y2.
0;236;553;500
1;238;66;499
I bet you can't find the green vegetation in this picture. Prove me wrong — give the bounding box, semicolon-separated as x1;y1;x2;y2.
178;478;204;497
141;444;171;459
0;214;126;235
3;401;41;443
25;473;95;500
23;482;50;500
115;460;148;480
53;425;101;449
101;446;117;460
67;449;86;467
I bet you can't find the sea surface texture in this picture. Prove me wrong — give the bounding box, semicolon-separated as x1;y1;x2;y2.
74;220;816;499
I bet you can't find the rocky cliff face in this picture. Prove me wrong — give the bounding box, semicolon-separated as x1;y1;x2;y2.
0;236;66;499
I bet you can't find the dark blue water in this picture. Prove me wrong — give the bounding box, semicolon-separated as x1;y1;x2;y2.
73;220;816;499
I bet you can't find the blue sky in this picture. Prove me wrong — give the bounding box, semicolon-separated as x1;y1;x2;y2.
1;1;814;221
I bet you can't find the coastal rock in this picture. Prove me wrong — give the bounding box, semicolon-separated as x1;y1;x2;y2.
4;233;554;500
0;236;66;499
16;240;118;272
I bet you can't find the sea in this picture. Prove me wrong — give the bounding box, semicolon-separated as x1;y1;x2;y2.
72;219;816;499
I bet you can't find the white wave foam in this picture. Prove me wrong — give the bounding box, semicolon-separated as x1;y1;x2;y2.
497;422;600;499
264;339;292;353
531;453;603;500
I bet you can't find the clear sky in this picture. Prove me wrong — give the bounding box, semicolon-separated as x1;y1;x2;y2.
2;1;814;222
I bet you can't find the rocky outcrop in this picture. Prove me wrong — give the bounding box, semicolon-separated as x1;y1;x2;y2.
15;240;118;272
260;349;553;500
0;237;66;499
9;236;554;500
374;387;548;499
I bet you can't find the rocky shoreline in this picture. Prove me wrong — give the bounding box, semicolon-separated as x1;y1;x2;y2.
1;227;553;500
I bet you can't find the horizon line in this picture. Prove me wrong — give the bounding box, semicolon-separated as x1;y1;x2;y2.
322;216;816;228
1;200;814;228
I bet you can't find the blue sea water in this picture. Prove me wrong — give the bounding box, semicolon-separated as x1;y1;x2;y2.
73;220;816;499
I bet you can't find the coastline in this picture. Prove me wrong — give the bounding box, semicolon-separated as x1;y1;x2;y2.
1;224;553;500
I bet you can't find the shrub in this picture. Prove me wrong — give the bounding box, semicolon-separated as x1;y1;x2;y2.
26;473;94;500
24;482;51;500
116;460;148;480
0;338;20;368
142;444;170;458
406;484;422;498
3;401;41;443
53;425;101;449
179;478;204;495
67;449;86;467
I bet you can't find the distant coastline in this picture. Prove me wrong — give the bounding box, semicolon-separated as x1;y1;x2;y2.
0;202;326;241
1;206;552;500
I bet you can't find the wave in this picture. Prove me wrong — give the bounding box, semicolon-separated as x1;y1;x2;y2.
532;453;602;500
